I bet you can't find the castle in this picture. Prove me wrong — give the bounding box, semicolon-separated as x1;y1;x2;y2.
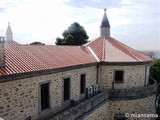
0;9;157;120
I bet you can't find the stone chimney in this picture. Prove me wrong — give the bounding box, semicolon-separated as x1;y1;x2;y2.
0;36;5;66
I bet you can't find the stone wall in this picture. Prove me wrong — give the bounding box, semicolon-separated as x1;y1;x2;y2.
109;78;157;100
0;63;156;120
98;64;150;89
82;100;110;120
45;90;109;120
109;95;156;120
81;95;156;120
43;79;157;120
0;66;97;120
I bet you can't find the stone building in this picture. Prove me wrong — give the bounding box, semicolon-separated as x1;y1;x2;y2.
0;9;157;120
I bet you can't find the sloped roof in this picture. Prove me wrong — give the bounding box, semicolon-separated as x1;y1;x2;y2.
87;37;152;62
0;37;152;77
0;44;96;76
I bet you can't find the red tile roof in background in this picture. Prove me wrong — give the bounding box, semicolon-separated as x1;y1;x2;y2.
0;37;152;77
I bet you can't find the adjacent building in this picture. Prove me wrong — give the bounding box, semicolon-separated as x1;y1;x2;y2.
0;9;157;120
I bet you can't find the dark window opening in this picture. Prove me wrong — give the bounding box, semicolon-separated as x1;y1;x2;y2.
41;83;50;111
80;74;86;94
64;78;70;101
115;70;124;83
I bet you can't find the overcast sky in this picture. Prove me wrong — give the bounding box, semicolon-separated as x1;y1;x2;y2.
0;0;159;50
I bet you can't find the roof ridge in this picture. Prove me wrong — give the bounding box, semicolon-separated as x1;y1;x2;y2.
102;37;106;61
87;46;100;62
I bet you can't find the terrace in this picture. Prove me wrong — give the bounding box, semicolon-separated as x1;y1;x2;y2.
39;78;157;120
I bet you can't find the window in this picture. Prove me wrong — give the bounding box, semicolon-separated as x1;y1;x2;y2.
115;70;124;83
64;78;70;101
41;83;50;111
80;74;86;94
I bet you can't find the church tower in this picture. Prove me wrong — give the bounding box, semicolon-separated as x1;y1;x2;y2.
6;22;13;41
100;9;110;37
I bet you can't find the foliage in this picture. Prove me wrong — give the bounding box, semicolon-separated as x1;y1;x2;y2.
30;41;45;45
150;60;160;82
55;22;89;46
150;59;160;94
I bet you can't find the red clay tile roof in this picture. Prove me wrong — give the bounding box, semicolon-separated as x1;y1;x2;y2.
87;37;152;62
0;37;152;77
0;44;96;76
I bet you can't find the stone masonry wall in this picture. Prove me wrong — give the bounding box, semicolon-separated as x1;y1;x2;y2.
98;64;150;89
82;95;156;120
109;95;156;120
82;100;110;120
0;66;97;120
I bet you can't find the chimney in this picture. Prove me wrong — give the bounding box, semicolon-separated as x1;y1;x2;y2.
0;37;5;66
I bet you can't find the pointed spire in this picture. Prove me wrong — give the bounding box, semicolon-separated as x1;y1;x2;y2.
100;9;110;37
6;22;13;41
100;9;110;28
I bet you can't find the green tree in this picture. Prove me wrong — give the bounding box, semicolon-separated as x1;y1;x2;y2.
150;60;160;82
150;59;160;94
30;41;45;45
55;22;89;46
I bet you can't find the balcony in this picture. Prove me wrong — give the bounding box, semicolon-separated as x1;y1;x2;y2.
109;77;158;100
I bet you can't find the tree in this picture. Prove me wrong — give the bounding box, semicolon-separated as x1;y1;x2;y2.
150;60;160;82
30;41;45;45
55;22;89;46
150;59;160;94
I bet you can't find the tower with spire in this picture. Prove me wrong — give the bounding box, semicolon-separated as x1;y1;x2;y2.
100;8;110;37
6;22;13;41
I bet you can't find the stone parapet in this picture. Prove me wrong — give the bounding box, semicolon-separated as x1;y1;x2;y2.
109;78;157;100
42;90;109;120
39;78;157;120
